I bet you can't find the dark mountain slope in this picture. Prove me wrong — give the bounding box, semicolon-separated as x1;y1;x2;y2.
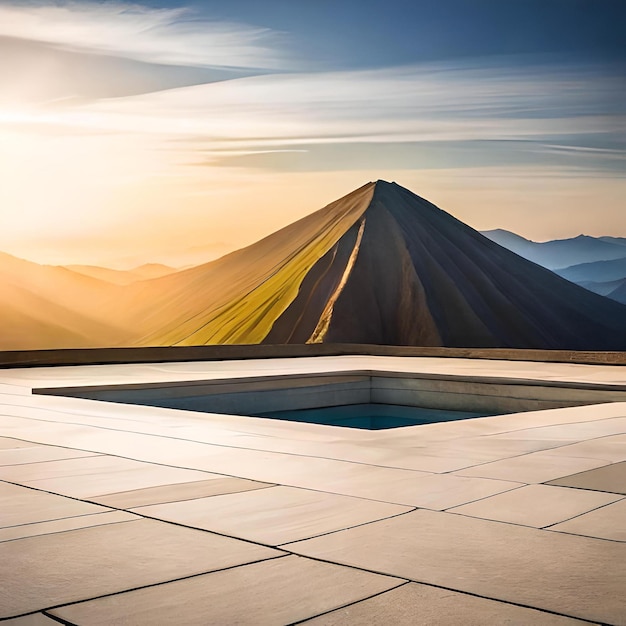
265;181;626;349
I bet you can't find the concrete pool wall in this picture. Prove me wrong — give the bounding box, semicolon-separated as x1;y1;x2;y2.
34;370;626;419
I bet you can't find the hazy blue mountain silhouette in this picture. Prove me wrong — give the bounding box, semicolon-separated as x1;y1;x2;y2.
481;229;626;270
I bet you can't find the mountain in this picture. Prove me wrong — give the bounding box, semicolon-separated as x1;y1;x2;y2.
3;181;625;351
480;229;626;270
598;236;626;248
119;180;626;350
131;263;178;280
557;257;626;284
608;281;626;305
64;263;177;285
0;252;128;350
578;278;626;297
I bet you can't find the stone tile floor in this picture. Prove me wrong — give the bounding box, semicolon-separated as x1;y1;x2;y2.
0;356;624;625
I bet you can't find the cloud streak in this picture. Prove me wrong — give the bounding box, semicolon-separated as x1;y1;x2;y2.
9;59;623;171
0;1;288;69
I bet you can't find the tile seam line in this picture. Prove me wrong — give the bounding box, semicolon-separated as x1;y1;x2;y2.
2;411;623;478
0;507;122;532
130;487;414;516
544;527;626;543
429;505;626;544
471;413;626;439
0;518;140;545
271;550;609;626
271;507;419;547
39;613;75;626
545;484;626;496
98;481;277;503
541;494;626;529
0;553;289;622
287;580;412;626
0;453;103;468
440;431;626;475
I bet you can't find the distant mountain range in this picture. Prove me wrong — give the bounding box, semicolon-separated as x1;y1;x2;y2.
1;181;624;351
62;263;176;286
480;229;626;270
480;229;626;305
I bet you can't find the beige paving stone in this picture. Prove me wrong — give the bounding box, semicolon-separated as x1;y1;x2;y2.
303;582;593;625
50;555;404;626
134;486;412;545
0;455;214;498
484;417;626;443
547;461;626;495
0;614;60;625
318;471;519;509
0;510;139;542
448;484;622;527
0;518;280;618
456;452;610;483
0;481;108;527
91;476;273;508
0;437;32;450
549;498;626;541
543;435;626;463
286;509;626;624
0;445;99;466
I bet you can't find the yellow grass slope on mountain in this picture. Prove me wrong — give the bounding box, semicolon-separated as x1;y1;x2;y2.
120;182;374;345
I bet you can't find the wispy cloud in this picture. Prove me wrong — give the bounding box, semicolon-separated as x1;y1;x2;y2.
0;1;288;69
10;59;623;163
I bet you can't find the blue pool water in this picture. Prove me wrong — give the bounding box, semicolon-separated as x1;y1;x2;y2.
257;403;495;430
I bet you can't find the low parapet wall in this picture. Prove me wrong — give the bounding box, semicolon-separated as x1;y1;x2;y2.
1;343;625;369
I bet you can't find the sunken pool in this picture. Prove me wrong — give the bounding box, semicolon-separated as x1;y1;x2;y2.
34;370;626;431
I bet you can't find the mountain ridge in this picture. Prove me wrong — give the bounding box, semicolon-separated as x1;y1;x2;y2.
481;228;626;270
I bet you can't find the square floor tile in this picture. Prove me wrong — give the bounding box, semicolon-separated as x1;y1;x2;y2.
456;453;610;483
448;484;621;528
548;499;626;541
547;461;626;495
303;582;591;625
91;476;272;508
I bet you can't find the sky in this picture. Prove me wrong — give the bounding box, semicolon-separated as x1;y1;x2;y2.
0;0;625;268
